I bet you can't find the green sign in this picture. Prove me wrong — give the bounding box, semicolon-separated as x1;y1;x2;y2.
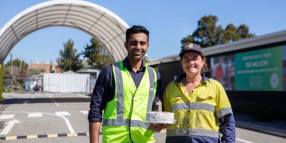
235;46;282;91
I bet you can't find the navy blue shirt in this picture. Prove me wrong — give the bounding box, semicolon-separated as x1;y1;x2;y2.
88;58;162;122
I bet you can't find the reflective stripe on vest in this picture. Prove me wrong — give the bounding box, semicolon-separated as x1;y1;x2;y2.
102;119;149;129
168;102;232;138
171;103;215;113
166;128;219;139
170;103;233;118
102;61;156;128
215;107;233;118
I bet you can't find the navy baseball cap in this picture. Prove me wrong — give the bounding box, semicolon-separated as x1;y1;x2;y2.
179;43;202;57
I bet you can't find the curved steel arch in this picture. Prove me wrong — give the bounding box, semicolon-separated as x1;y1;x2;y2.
0;0;130;63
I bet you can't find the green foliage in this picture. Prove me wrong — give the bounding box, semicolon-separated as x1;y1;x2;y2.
28;68;46;76
29;69;38;76
39;68;46;73
4;58;29;78
222;24;255;43
5;58;28;69
56;39;83;72
82;38;113;69
181;15;255;48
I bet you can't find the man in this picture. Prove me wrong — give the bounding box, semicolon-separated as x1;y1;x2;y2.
88;25;162;143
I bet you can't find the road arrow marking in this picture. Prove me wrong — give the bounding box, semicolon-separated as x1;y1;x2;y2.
0;119;21;135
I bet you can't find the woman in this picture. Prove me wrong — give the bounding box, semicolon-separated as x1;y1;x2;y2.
163;43;235;143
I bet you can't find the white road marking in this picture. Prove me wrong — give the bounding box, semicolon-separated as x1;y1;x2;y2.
23;101;29;105
80;111;88;115
0;114;15;120
0;119;20;135
236;138;253;143
49;97;60;106
55;111;71;116
0;111;75;133
28;112;43;118
45;113;75;133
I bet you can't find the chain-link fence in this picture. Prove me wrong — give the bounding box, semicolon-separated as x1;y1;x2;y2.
3;75;43;92
3;78;25;92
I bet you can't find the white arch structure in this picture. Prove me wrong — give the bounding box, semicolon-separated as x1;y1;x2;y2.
0;0;130;63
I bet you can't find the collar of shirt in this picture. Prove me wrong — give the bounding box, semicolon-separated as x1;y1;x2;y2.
122;57;146;72
175;73;210;84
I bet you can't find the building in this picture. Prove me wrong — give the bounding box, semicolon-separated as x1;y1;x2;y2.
150;30;286;120
29;60;57;73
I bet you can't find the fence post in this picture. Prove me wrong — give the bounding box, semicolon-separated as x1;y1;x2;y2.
0;63;4;101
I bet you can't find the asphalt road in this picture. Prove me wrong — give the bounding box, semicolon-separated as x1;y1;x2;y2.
0;92;285;143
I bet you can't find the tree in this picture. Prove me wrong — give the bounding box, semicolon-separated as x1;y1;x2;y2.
57;39;83;72
181;15;255;48
82;38;113;69
5;58;29;78
6;58;28;69
3;58;29;91
222;24;255;43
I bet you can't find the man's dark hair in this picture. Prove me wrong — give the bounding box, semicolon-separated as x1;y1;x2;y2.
126;25;149;42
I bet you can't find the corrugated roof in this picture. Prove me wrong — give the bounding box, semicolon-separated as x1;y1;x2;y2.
0;0;130;63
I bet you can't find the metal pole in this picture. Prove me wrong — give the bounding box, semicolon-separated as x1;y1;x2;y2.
20;59;22;71
10;53;13;90
0;63;4;101
10;53;12;76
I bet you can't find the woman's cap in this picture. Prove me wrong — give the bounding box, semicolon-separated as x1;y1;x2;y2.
179;43;202;57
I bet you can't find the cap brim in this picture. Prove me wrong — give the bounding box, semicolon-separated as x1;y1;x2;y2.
179;49;202;57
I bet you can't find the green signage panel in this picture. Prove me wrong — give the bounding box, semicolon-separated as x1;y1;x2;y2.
235;46;282;91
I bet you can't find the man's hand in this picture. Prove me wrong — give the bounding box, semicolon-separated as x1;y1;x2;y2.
149;123;169;132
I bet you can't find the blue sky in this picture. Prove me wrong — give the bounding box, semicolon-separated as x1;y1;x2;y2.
1;0;286;64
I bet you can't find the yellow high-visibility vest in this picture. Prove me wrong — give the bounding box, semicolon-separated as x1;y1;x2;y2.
102;61;157;143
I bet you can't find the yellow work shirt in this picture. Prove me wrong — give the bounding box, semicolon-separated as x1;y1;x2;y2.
163;75;233;140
